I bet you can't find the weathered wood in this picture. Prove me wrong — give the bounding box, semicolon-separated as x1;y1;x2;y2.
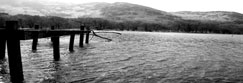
0;21;93;83
0;37;6;60
6;21;24;83
69;34;75;52
0;29;6;60
85;27;90;44
51;26;55;43
18;29;90;40
32;25;39;51
0;28;91;40
53;36;60;61
79;25;84;47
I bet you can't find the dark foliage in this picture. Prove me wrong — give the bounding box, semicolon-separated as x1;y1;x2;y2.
0;13;242;34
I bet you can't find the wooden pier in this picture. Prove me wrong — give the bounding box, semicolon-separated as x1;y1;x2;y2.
0;21;91;83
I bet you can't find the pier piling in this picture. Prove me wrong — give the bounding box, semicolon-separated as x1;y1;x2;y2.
32;25;39;51
69;34;75;52
6;21;24;83
79;25;84;47
0;21;91;82
53;36;60;61
85;27;90;44
51;26;55;43
0;39;6;60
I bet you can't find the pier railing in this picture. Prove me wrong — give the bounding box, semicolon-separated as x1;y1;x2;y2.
0;21;91;83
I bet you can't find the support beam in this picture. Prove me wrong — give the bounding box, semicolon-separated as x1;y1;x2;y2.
53;36;60;61
19;30;90;40
32;25;39;51
85;27;90;44
0;39;6;60
69;34;75;52
79;25;84;47
6;21;24;83
51;26;55;43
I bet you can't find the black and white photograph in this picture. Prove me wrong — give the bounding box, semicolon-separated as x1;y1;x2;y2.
0;0;243;83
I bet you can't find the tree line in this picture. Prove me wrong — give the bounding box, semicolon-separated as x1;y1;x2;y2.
1;13;243;34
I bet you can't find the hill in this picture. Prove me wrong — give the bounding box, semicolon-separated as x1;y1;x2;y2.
1;2;243;23
0;2;181;24
100;2;181;23
0;2;243;34
171;11;243;23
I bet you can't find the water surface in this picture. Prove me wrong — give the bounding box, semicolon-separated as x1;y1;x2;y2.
1;31;243;83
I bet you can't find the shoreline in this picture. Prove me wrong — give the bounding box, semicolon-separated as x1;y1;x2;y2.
93;30;243;36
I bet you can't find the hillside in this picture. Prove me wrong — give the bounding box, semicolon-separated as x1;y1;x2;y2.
0;2;181;24
1;2;243;34
100;2;181;23
171;11;243;22
0;2;106;18
1;2;243;23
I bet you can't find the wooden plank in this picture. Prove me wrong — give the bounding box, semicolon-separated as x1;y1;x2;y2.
19;30;90;40
1;29;91;40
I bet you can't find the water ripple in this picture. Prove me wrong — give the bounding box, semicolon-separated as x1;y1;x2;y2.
1;32;243;83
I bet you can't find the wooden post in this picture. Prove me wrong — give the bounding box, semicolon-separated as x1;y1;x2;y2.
51;26;55;30
51;26;54;43
0;39;6;60
85;27;90;44
0;26;6;60
53;36;60;61
6;21;24;83
69;34;75;52
79;25;84;47
32;25;39;51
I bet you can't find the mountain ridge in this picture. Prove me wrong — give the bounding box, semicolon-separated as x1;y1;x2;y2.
0;2;243;23
99;2;181;23
171;11;243;22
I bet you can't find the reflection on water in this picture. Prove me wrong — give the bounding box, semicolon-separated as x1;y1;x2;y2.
1;31;243;83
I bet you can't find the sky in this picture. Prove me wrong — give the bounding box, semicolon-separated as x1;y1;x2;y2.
1;0;243;13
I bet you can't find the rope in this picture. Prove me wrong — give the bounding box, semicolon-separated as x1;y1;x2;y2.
94;32;122;35
89;32;95;41
89;30;122;42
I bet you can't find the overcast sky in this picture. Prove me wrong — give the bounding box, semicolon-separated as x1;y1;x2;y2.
1;0;243;13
